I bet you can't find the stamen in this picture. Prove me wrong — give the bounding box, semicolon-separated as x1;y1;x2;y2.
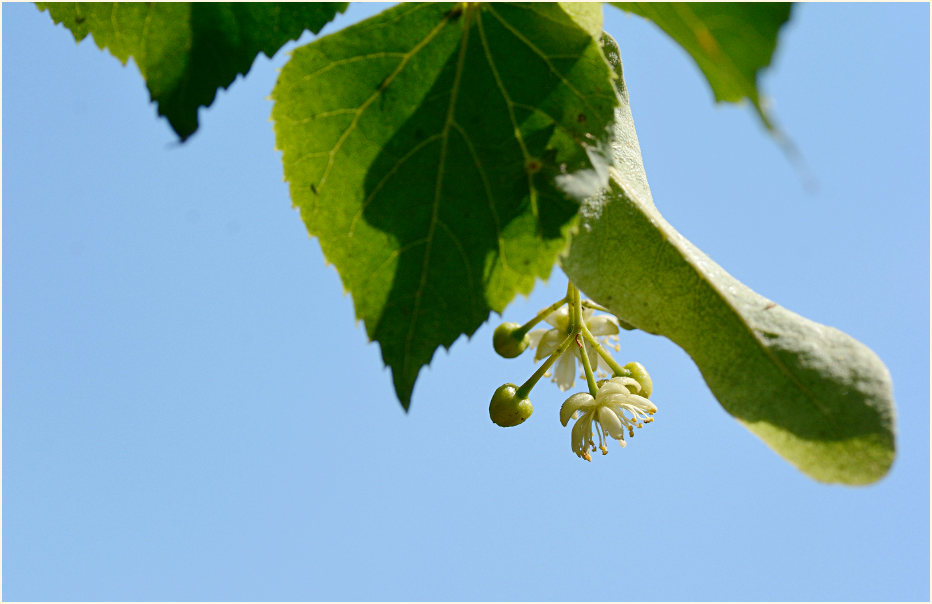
593;418;604;451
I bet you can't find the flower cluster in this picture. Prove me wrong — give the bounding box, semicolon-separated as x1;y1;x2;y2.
488;282;658;462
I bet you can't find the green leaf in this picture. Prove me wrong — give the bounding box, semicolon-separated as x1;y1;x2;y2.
559;2;604;38
610;2;792;128
271;3;618;408
562;34;896;484
37;2;348;140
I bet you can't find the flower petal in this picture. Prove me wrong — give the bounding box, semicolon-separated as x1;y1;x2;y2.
526;329;546;348
608;376;641;393
597;380;632;398
587;315;619;336
626;394;658;413
560;392;595;426
570;412;595;457
534;330;563;361
544;307;569;330
601;393;640;408
599;406;627;440
553;350;577;391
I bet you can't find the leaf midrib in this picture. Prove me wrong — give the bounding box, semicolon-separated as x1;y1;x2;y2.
402;5;476;381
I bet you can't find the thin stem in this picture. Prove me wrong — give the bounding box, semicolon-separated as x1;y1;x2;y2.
514;296;568;337
516;332;574;399
572;285;598;396
580;299;611;313
567;282;580;332
576;337;598;397
581;322;628;377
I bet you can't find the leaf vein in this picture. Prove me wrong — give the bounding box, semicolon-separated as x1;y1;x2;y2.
348;134;443;237
401;6;472;379
486;4;603;118
316;14;453;190
296;51;408;84
475;10;538;222
360;238;429;287
436;218;479;316
450;120;517;277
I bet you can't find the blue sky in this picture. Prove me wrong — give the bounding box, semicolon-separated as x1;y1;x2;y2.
3;3;929;601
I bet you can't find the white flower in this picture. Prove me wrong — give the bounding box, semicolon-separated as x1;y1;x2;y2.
560;377;657;462
526;305;619;391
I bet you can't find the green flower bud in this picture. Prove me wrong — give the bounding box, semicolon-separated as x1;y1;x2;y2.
489;383;533;427
493;322;529;358
623;361;653;398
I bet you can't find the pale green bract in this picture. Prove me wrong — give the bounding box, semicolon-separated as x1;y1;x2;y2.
561;34;896;484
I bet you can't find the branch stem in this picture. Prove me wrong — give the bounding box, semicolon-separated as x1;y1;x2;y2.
581;322;627;377
515;297;568;338
516;332;575;399
570;284;599;396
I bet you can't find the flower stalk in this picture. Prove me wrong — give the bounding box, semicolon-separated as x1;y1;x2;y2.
581;322;628;378
572;286;599;396
513;296;569;339
516;331;574;400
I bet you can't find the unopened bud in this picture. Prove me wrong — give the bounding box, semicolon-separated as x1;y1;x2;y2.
493;322;529;358
623;361;652;398
489;383;533;427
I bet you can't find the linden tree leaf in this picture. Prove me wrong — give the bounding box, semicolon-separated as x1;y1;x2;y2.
562;35;896;484
36;2;348;140
272;3;618;408
610;2;792;128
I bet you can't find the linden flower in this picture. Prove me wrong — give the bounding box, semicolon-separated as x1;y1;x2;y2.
560;377;657;462
526;306;619;391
